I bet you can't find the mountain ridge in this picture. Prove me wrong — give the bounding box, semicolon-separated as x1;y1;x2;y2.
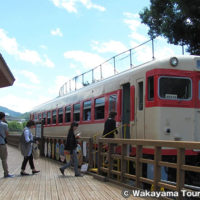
0;106;29;120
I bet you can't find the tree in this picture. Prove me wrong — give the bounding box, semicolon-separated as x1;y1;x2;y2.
8;121;23;132
139;0;200;55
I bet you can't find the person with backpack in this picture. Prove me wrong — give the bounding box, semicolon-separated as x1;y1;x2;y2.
59;122;82;177
0;112;13;178
20;120;40;176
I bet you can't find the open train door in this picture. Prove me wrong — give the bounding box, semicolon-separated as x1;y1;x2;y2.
122;83;130;138
136;79;145;139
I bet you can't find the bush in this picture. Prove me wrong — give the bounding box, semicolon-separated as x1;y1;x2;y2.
8;121;23;131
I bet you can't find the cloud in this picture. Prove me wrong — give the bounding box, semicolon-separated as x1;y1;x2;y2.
51;0;105;13
20;70;40;84
0;29;54;68
0;94;51;113
91;40;128;54
63;50;116;85
64;50;105;69
51;28;63;37
123;12;148;43
47;75;70;96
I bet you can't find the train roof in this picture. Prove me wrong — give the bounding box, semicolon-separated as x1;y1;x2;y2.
31;55;200;113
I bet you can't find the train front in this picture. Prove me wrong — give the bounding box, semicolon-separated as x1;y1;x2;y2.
145;56;200;142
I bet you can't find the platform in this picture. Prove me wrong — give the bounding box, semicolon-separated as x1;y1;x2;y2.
0;145;145;200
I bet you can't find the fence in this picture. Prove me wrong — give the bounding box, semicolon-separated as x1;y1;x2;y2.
7;134;200;199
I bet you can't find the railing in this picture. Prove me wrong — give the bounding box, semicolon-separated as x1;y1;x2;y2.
7;134;200;199
98;138;200;199
59;39;155;96
42;136;94;170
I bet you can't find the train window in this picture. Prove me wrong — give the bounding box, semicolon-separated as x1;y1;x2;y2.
148;76;154;100
58;108;63;123
34;114;37;121
74;104;80;121
109;95;117;112
159;77;192;100
47;112;51;124
95;97;105;120
52;110;57;124
38;113;42;121
42;113;46;125
83;100;91;121
138;82;143;110
65;106;71;123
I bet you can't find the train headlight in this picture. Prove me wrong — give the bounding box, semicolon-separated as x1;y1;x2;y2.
170;57;178;67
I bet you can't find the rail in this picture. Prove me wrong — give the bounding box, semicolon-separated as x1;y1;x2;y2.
7;134;200;199
98;138;200;199
59;39;155;96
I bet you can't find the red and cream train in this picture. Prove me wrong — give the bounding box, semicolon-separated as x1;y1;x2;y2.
31;55;200;143
31;55;200;184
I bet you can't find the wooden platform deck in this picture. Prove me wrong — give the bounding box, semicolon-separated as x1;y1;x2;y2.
0;145;145;200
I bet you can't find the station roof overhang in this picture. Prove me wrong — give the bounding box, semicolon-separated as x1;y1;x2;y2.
0;53;15;88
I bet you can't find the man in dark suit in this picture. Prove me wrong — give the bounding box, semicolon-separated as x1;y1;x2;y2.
103;112;118;138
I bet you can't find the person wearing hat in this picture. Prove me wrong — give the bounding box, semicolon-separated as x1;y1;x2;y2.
103;111;118;138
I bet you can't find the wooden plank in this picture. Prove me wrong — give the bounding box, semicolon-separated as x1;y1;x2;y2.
1;145;148;200
158;182;177;191
154;146;161;191
124;156;136;162
159;161;177;169
181;165;200;173
140;158;154;165
124;173;136;180
136;145;142;188
176;148;185;199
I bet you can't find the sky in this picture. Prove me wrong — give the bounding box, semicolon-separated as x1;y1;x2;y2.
0;0;186;113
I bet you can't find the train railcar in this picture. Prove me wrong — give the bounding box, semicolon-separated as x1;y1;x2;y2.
31;55;200;142
31;55;200;185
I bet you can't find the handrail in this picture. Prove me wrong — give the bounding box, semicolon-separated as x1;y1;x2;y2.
98;138;200;199
59;38;155;96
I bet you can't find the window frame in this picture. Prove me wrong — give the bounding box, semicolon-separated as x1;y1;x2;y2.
94;96;105;120
65;105;71;123
147;76;154;101
138;81;144;111
83;100;92;121
42;112;47;125
73;103;80;122
52;110;57;125
158;76;192;101
58;108;63;124
108;94;117;113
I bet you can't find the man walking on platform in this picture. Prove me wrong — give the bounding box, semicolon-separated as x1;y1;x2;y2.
0;112;13;178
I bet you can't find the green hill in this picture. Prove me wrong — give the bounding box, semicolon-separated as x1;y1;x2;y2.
0;106;30;120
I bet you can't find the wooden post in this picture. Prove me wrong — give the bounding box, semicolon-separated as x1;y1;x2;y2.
121;144;127;182
136;145;142;188
88;138;93;170
176;148;185;200
98;141;103;175
108;143;114;178
154;146;161;191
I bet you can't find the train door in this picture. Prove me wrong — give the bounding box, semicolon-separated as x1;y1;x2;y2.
122;83;130;138
195;80;200;141
136;79;145;139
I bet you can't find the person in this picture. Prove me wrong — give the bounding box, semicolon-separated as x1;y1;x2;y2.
102;111;118;138
0;112;13;178
59;122;82;177
20;120;40;176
